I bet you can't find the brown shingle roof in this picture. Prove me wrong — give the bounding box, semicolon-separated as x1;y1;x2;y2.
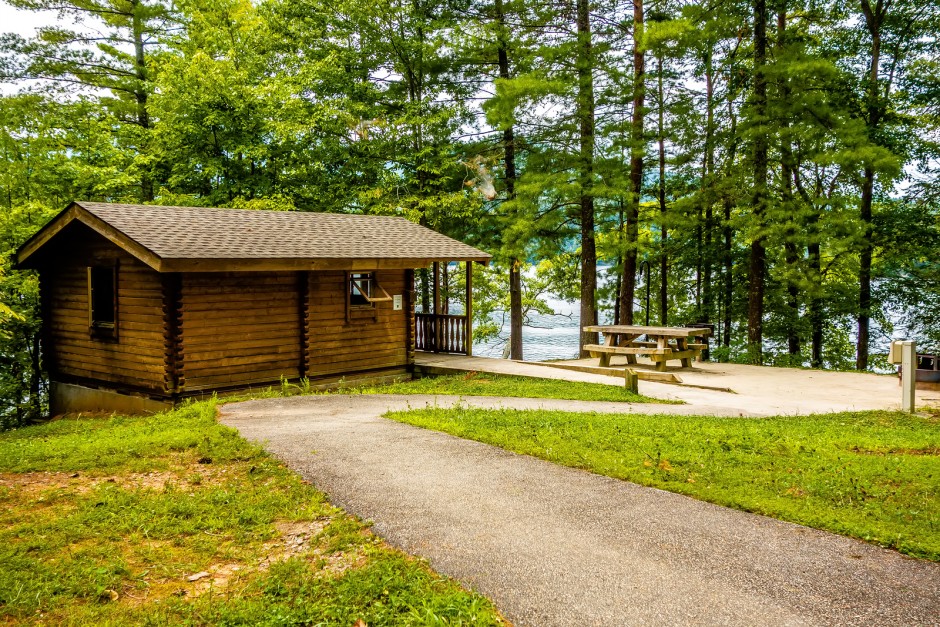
17;201;492;272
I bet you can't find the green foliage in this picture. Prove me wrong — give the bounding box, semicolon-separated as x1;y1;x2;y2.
387;406;940;560
0;0;938;412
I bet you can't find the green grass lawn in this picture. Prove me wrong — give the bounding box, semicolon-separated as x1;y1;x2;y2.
385;406;940;561
0;400;504;625
345;371;671;404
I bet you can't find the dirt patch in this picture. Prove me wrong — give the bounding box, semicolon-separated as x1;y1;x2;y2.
258;518;369;577
258;519;331;570
118;519;334;604
184;562;247;598
169;516;353;600
851;446;940;457
0;461;247;498
2;466;371;608
0;471;182;495
314;544;370;577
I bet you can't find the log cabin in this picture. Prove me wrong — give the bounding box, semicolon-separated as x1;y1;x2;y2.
15;201;491;414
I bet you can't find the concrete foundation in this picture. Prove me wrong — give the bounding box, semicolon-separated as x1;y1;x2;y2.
50;381;172;415
50;368;414;415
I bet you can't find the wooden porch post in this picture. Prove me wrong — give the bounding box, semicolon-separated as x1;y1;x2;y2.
432;262;441;352
465;261;473;356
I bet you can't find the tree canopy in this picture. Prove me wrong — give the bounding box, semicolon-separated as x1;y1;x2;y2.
1;0;938;426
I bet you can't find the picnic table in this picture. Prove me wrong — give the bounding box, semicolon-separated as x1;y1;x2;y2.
582;325;712;372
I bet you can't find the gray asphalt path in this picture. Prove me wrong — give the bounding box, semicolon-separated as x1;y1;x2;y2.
220;394;940;626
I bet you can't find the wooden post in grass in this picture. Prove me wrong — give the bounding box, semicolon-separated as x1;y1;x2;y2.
624;368;639;394
901;340;916;413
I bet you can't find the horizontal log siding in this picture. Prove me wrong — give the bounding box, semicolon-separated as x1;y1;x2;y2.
307;270;411;377
43;238;167;393
180;272;302;390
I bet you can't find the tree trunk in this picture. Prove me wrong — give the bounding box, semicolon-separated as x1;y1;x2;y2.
808;238;823;367
784;241;801;356
577;0;598;354
723;195;733;350
495;0;523;361
747;0;768;364
657;52;667;325
620;0;644;326
857;169;874;370
131;0;153;202
722;81;739;352
28;331;42;420
778;8;801;359
509;260;523;359
615;198;625;324
857;0;885;370
702;50;715;326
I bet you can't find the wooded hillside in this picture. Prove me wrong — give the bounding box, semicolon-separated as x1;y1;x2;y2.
1;0;938;426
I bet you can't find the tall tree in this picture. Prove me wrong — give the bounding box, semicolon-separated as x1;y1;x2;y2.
656;48;667;325
576;0;597;354
855;0;887;370
493;0;524;360
619;0;644;326
0;0;175;201
776;5;801;360
747;0;769;363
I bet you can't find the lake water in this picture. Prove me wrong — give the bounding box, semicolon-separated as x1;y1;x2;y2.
464;277;901;366
472;295;601;361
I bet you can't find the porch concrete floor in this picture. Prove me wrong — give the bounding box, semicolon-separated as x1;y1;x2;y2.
415;352;939;415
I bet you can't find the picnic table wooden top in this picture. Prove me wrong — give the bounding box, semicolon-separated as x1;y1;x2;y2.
582;325;712;338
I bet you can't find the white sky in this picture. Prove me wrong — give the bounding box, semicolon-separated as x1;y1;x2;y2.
0;3;90;94
0;2;58;37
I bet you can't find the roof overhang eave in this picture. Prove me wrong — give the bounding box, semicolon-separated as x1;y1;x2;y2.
157;255;491;273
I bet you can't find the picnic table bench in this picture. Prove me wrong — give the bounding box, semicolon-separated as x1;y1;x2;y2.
583;325;712;372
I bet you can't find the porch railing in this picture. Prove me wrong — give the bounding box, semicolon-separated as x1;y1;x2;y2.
415;313;468;354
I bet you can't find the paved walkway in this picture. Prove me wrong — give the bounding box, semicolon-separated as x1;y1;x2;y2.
417;353;938;415
221;394;940;626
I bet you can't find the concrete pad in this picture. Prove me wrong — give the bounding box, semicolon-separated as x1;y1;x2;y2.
417;353;940;415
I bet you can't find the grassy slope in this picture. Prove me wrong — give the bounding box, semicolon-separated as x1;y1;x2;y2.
0;401;503;625
385;406;940;560
346;371;671;404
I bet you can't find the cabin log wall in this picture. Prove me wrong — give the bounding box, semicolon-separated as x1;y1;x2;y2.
178;272;303;391
307;270;411;377
40;230;416;404
42;232;167;393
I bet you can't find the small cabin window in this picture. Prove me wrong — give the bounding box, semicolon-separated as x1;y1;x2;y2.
349;272;373;307
346;271;392;322
88;265;117;336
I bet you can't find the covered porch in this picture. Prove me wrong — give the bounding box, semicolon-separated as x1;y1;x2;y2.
415;260;475;355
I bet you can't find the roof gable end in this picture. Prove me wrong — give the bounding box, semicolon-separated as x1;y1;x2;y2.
16;202;165;271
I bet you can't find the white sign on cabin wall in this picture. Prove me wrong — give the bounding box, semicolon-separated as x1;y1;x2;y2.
393;294;403;310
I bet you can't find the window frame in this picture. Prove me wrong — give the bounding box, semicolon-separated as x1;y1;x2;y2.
87;262;118;340
345;271;392;323
349;272;373;307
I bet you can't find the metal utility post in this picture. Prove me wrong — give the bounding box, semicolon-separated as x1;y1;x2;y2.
900;340;916;413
